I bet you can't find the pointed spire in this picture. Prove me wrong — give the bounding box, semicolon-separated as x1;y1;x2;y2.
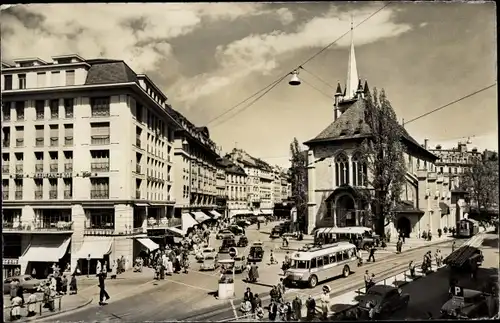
335;81;343;96
345;15;359;100
363;79;369;94
356;78;363;92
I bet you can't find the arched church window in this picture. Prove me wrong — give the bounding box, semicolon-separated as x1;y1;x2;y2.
352;153;367;186
335;153;349;186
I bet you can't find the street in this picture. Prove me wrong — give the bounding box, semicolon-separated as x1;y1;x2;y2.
46;225;459;322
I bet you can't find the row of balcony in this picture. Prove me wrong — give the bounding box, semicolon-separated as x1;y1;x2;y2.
2;163;112;174
33;190;72;199
3;221;74;232
2;190;107;200
2;136;109;148
35;111;73;120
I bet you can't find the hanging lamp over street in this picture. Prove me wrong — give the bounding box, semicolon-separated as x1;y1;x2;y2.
288;69;301;86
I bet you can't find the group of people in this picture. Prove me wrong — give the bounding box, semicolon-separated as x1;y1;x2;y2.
152;247;190;279
246;262;260;282
363;270;376;291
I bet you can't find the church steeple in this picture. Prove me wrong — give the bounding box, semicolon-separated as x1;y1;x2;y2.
345;17;359;100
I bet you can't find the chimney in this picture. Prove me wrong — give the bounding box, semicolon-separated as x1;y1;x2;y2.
424;139;429;149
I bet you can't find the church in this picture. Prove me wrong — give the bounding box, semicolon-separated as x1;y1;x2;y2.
303;25;455;238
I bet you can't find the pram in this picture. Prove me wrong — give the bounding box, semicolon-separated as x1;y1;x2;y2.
133;258;143;272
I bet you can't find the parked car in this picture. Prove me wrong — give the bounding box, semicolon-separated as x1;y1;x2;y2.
219;237;237;253
237;236;249;247
248;242;265;262
200;256;219;271
236;220;251;228
233;256;247;273
270;226;283;239
196;247;217;262
216;229;235;240
227;225;245;236
440;289;491;319
4;275;46;294
357;285;410;319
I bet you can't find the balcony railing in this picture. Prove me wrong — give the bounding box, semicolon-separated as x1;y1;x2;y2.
146;217;182;228
50;137;59;147
3;114;10;121
36;112;44;120
136;137;141;148
17;114;24;121
50;163;58;173
91;108;110;117
136;190;141;199
49;190;57;199
65;110;74;119
2;165;9;174
15;191;22;200
91;190;109;199
35;138;44;147
15;165;23;173
3;191;9;200
51;111;59;120
64;190;72;199
64;137;73;146
35;164;43;172
64;163;73;172
3;221;74;232
35;191;43;200
91;135;110;145
136;164;142;174
91;162;110;172
16;138;24;147
2;140;10;148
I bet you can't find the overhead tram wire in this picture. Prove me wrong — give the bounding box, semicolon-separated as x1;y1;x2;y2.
204;3;391;128
210;74;289;129
300;66;335;89
403;83;497;126
301;78;333;100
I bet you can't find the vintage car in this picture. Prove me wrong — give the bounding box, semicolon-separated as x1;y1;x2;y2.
357;285;410;319
219;237;237;253
440;288;491;319
270;226;283;239
236;220;252;228
227;225;245;236
216;229;235;240
237;236;249;247
4;275;47;294
200;256;219;271
195;247;217;262
233;255;247;273
248;242;265;262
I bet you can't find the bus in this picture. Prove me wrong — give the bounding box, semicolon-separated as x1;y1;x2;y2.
283;242;358;288
314;227;379;250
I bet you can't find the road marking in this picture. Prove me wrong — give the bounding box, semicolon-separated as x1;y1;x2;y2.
164;279;212;292
230;299;239;319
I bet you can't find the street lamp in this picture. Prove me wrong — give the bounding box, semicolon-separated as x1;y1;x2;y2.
288;69;301;86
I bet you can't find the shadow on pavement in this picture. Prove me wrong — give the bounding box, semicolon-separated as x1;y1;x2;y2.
482;238;499;248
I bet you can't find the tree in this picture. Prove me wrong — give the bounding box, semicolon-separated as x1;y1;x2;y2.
289;137;308;232
460;152;499;224
359;88;407;237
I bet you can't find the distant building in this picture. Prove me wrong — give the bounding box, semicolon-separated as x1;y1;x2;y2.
1;55;180;276
218;158;248;217
303;28;447;238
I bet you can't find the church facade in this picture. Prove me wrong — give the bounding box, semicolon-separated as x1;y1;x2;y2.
303;26;453;238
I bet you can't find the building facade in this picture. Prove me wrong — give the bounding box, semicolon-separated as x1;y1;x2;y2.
170;112;221;223
217;158;248;217
302;28;451;238
1;55;180;276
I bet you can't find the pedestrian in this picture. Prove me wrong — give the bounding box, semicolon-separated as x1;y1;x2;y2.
367;246;376;262
98;272;110;306
10;279;19;301
368;274;375;289
110;260;117;279
31;268;37;278
396;238;402;254
270;286;280;303
268;299;278;321
364;270;370;291
10;295;23;321
292;295;302;321
427;229;432;241
26;291;37;317
42;282;54;311
270;249;277;265
252;293;262;313
320;287;330;320
286;302;294;321
255;304;265;320
96;261;102;277
277;278;286;300
102;261;108;278
257;221;261;230
408;261;416;278
14;267;21;276
61;275;68;294
70;272;78;295
305;295;316;321
244;287;253;303
452;241;456;252
15;280;24;305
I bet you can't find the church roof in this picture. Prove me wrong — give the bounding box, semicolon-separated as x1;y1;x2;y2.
304;98;438;161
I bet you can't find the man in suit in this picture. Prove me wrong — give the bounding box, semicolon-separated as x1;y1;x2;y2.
98;272;110;305
243;287;253;302
268;299;278;321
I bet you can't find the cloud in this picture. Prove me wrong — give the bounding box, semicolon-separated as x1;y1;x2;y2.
276;8;295;25
0;3;273;73
175;5;413;103
428;132;499;152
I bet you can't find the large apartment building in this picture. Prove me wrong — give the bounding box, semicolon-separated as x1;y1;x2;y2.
1;55;182;277
218;158;248;217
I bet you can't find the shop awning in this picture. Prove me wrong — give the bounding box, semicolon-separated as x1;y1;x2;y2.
74;237;113;259
166;227;186;236
439;202;450;215
136;238;159;251
209;210;222;219
20;236;71;263
191;211;211;222
229;210;251;217
260;209;273;215
182;213;199;233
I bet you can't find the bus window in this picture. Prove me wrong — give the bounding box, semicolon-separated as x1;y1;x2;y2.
338;251;346;261
343;250;349;260
311;258;317;269
330;253;337;263
294;260;309;269
347;249;354;258
317;257;324;267
323;255;329;265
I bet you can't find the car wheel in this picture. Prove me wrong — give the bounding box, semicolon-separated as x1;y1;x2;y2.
309;275;318;288
343;265;350;277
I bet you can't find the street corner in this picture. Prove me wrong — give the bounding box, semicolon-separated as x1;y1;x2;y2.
20;294;93;323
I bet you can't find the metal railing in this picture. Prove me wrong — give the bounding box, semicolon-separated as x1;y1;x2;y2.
91;108;110;117
4;295;63;319
91;135;110;145
91;162;109;172
90;190;109;199
36;112;44;120
3;221;74;231
15;165;23;173
50;164;58;173
146;217;182;228
15;191;22;200
64;137;73;146
35;191;43;200
50;137;59;147
2;165;9;174
136;137;141;148
35;138;44;146
49;190;58;199
16;138;24;147
136;190;141;199
35;164;44;172
136;164;142;174
3;191;9;200
2;140;10;148
64;163;73;172
64;190;72;199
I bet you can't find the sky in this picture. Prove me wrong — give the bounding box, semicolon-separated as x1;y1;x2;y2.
1;2;497;167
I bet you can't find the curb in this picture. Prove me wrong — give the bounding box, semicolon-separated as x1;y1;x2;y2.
23;298;93;322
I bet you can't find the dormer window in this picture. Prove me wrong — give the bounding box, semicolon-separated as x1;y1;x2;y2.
19;62;34;67
57;58;72;64
339;129;348;136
